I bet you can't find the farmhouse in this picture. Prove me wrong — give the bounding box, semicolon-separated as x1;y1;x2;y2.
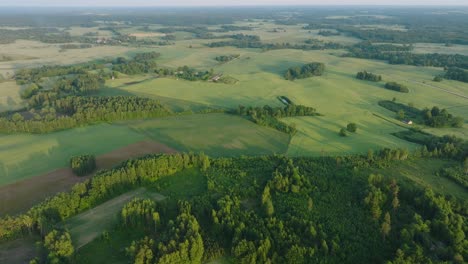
404;120;413;125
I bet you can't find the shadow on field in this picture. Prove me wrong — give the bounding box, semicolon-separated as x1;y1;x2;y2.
259;60;302;76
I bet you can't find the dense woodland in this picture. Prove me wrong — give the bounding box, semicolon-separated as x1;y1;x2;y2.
444;67;468;83
345;42;468;69
0;147;466;263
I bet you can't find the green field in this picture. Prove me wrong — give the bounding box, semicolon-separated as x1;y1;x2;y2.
0;22;467;188
0;124;146;186
370;158;468;200
102;47;467;156
0;114;289;186
123;113;290;157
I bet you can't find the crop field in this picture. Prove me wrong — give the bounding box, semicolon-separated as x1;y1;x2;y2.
123;113;290;157
0;113;289;189
0;140;176;216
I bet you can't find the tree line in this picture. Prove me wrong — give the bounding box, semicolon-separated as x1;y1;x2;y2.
233;104;320;135
345;42;468;69
0;96;173;133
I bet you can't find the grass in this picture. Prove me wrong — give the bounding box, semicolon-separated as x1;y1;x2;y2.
123;113;290;157
370;158;468;200
0;81;24;112
104;47;467;153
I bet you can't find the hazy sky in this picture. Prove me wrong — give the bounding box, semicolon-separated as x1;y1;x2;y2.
1;0;467;6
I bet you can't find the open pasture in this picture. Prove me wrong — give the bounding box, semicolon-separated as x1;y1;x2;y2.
0;124;147;186
105;47;468;154
123;113;290;157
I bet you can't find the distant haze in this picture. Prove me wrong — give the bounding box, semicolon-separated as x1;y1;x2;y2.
2;0;468;6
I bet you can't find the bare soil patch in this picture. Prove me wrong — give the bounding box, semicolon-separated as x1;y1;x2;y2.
0;140;176;216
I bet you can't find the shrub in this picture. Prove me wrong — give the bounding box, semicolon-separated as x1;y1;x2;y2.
70;155;96;176
339;128;347;137
347;123;357;132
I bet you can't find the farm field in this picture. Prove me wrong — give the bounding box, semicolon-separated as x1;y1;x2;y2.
123;113;290;157
104;48;468;149
0;140;176;216
0;113;289;189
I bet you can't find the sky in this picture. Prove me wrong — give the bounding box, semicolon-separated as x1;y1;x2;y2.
1;0;467;6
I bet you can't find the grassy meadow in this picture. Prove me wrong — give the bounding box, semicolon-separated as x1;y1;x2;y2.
0;114;289;187
0;21;467;187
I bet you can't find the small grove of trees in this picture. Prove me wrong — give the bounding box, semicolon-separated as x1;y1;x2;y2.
121;198;160;231
444;67;468;83
70;155;96;176
384;82;409;93
339;128;347;137
234;104;320;135
214;54;240;62
284;63;325;80
356;71;382;82
423;106;464;128
30;229;75;264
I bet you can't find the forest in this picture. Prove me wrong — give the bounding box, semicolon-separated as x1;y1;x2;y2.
0;148;466;264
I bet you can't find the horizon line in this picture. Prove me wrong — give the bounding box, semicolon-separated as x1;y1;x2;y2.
1;4;468;7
